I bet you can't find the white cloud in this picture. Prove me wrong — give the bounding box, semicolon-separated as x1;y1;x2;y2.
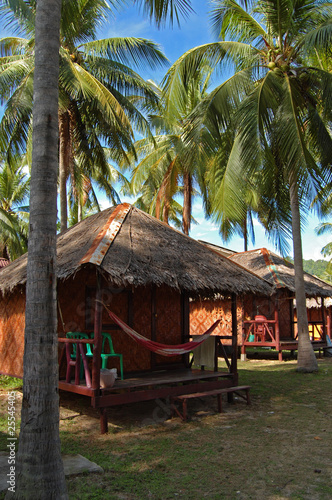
105;18;151;39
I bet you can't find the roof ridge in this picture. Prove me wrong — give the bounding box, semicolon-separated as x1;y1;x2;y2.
79;203;131;266
260;248;285;288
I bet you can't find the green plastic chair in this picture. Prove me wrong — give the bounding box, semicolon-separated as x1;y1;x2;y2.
66;332;92;379
90;332;123;380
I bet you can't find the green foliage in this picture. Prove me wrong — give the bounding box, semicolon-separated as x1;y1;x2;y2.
0;375;22;390
286;257;331;282
0;154;29;259
303;258;330;278
0;0;171;230
162;0;332;255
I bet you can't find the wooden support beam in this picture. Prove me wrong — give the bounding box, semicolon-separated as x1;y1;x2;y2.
92;378;233;408
231;293;238;381
321;296;326;342
181;291;190;368
100;408;108;434
275;294;280;348
151;284;156;370
92;272;102;391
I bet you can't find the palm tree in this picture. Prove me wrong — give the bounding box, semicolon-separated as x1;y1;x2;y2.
163;0;332;371
13;0;67;497
203;128;294;253
0;154;29;259
65;150;129;226
128;70;213;235
0;0;169;232
8;1;193;497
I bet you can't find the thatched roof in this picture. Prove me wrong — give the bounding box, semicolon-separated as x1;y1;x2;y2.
198;240;236;257
229;248;332;298
0;204;272;297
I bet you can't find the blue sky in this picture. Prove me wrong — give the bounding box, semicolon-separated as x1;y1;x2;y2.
0;0;329;260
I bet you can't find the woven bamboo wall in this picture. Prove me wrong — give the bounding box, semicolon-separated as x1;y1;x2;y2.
0;269;185;379
0;289;25;377
190;297;243;345
154;286;182;366
59;272;183;374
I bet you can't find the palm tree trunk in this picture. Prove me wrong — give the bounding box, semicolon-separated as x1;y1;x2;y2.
289;177;318;372
183;171;192;235
59;112;71;233
243;215;248;252
14;1;68;498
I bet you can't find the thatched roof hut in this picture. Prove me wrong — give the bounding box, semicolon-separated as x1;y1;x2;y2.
229;248;332;298
1;204;274;420
0;204;271;297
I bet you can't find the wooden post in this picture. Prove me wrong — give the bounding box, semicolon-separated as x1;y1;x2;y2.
99;408;108;435
231;293;238;384
92;272;102;390
274;295;282;360
181;292;190;368
289;291;295;339
321;296;326;342
91;272;106;433
274;295;280;347
214;337;218;372
151;284;156;370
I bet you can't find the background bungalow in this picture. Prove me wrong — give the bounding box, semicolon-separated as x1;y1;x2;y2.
190;245;332;361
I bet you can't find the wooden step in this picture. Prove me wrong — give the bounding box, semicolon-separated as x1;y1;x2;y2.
171;385;251;421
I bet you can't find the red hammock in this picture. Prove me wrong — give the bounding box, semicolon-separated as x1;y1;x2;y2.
104;307;220;356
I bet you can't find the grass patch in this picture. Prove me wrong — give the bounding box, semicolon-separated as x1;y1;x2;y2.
0;376;22;391
0;360;331;499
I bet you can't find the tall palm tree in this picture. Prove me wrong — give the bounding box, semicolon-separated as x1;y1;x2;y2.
128;69;213;235
0;154;29;259
7;1;193;498
0;0;169;232
12;0;67;497
163;0;332;371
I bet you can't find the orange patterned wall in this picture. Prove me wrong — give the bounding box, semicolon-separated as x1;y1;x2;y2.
0;271;185;378
59;276;184;374
190;297;243;345
0;289;25;377
154;286;182;366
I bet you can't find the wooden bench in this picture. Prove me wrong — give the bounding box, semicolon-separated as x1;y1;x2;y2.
171;385;251;421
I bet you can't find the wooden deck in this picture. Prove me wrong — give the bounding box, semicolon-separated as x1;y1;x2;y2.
242;316;327;361
59;367;238;432
59;368;237;405
58;325;239;433
93;368;236;407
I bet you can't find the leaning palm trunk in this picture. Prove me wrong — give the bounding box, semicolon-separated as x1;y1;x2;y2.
183;171;192;235
59;112;71;233
289;178;318;372
12;0;68;498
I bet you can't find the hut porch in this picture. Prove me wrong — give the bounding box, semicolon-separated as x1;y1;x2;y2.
242;314;327;361
58;333;239;433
